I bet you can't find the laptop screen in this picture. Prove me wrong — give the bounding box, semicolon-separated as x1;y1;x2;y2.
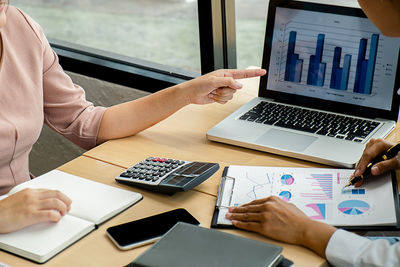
260;1;400;120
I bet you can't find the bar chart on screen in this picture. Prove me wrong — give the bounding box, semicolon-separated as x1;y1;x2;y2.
280;22;381;94
267;7;400;110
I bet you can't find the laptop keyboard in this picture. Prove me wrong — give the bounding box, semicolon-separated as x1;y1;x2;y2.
238;101;381;143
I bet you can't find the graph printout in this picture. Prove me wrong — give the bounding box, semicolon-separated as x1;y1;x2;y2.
217;166;397;227
267;7;400;111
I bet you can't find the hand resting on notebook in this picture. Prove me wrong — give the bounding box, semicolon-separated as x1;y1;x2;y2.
0;189;71;234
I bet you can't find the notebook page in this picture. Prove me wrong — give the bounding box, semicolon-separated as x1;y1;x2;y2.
8;170;142;224
0;214;94;263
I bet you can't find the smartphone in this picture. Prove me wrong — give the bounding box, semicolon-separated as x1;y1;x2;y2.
106;208;200;250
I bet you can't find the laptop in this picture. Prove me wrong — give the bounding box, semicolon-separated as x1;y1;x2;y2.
207;0;400;168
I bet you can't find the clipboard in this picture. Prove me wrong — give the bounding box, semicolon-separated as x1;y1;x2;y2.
211;167;236;229
211;167;400;231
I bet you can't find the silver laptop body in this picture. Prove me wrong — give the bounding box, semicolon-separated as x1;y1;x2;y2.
207;0;400;168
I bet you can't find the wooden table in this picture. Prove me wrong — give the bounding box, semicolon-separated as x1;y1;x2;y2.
2;76;398;267
83;76;400;196
0;156;325;267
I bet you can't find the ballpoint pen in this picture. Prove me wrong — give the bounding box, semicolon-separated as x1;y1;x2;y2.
344;142;400;188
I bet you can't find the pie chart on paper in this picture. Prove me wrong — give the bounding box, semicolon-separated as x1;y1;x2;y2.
281;174;294;185
338;200;370;215
279;191;292;201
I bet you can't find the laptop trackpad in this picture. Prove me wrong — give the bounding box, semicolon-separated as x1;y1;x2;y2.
256;129;317;152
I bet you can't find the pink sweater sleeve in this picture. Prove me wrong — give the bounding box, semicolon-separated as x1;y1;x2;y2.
25;13;106;150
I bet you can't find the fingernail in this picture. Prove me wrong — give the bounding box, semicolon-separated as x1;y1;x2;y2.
234;81;243;88
225;213;231;219
371;166;380;175
354;169;360;177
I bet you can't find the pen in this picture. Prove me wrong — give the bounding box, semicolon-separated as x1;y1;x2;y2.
344;142;400;188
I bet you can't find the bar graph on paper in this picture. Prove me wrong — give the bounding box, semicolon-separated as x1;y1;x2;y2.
280;21;380;94
301;174;333;200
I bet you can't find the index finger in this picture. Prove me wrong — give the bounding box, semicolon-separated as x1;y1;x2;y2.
240;196;281;207
355;140;393;176
223;69;267;79
228;204;264;213
39;190;72;209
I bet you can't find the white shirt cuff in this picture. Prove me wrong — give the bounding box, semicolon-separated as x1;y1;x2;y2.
325;229;372;266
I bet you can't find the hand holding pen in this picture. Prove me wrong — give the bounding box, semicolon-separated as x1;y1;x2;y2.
345;139;400;188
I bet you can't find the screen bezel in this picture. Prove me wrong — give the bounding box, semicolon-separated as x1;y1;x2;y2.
106;208;200;249
259;0;400;121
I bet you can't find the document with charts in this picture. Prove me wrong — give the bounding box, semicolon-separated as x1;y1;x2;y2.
212;166;399;228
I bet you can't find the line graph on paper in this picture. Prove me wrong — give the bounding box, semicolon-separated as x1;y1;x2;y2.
228;170;276;206
244;172;272;200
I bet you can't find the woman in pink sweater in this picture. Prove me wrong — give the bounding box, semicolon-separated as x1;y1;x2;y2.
0;2;266;233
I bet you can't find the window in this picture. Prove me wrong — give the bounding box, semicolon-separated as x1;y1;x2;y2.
12;0;201;74
235;0;268;69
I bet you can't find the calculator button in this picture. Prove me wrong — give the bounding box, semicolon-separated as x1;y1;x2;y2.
178;161;185;165
152;177;160;182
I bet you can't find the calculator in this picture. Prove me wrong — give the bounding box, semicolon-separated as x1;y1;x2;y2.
116;157;220;194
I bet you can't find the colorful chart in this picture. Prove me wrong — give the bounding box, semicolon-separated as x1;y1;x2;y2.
281;174;294;185
301;174;333;200
279;191;292;202
338;200;370;215
306;203;326;220
342;188;366;195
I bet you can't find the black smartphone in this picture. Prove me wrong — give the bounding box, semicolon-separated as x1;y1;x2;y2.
106;208;200;250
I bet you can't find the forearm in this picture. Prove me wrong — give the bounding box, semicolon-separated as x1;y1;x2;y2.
97;83;189;144
300;220;337;258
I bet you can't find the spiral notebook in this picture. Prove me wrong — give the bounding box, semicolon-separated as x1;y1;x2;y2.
211;166;400;231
